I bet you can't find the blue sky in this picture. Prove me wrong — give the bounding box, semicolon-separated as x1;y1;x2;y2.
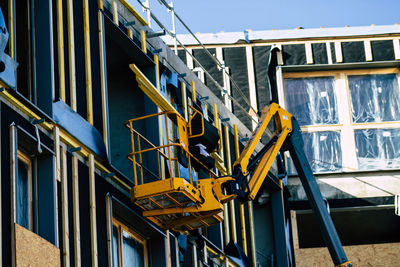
128;0;400;33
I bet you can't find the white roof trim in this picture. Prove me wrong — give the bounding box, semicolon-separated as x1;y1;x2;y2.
162;25;400;45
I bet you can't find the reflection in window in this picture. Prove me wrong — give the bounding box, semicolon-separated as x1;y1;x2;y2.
112;225;120;267
285;77;338;126
112;219;148;267
122;230;145;267
302;131;342;173
348;74;400;123
355;128;400;170
16;151;33;230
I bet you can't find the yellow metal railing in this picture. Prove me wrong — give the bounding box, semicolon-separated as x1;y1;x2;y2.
125;110;216;187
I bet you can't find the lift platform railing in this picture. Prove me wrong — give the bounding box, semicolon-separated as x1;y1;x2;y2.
125;109;227;231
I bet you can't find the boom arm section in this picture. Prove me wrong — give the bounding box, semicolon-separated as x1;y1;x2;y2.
228;103;351;267
230;103;293;201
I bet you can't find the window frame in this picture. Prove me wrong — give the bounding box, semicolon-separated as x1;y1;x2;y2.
112;217;149;267
16;149;34;231
282;68;400;173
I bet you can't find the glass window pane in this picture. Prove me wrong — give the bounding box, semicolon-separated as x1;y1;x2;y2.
122;230;145;267
348;74;400;123
285;77;338;126
112;225;120;267
16;158;30;229
355;128;400;170
302;131;342;173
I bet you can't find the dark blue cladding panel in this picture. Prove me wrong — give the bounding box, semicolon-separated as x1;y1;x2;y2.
53;100;107;160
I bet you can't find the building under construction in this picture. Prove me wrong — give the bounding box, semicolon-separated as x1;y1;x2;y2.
0;0;399;266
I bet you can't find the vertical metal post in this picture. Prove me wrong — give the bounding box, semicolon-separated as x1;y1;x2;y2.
180;81;188;121
144;0;152;28
98;10;110;154
140;29;147;53
88;154;98;267
8;0;15;59
61;146;70;267
154;54;165;180
245;46;258;130
54;127;61;182
72;156;81;267
105;195;112;267
67;0;77;111
224;125;237;243
112;1;119;25
10;123;17;267
271;181;289;267
234;125;248;255
248;199;257;267
191;80;196;103
56;0;66;101
83;0;93;125
165;231;172;267
169;1;178;55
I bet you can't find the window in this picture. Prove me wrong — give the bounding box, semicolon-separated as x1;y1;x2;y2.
283;69;400;173
112;218;148;267
16;150;33;230
284;76;342;173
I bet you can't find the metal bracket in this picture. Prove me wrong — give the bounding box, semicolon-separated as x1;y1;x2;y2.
153;48;163;54
220;118;230;122
124;21;136;27
68;146;82;153
31;118;45;125
103;172;115;178
198;96;209;101
177;73;186;78
30;118;43;154
146;30;166;38
239;136;249;142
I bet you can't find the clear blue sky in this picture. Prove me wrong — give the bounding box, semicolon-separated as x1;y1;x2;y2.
129;0;400;33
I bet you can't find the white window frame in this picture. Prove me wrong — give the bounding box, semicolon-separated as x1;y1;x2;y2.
281;68;400;173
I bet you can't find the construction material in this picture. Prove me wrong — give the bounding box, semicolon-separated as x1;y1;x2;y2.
15;223;61;267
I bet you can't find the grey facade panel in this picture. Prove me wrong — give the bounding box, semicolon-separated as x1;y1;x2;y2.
342;41;366;63
282;44;307;65
178;49;186;64
371;40;395;61
253;46;272;110
223;47;252;130
312;43;329;64
193;48;224;101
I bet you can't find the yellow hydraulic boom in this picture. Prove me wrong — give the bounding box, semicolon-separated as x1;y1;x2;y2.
127;103;351;267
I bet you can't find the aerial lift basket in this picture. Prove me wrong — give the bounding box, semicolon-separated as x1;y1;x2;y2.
125;110;227;231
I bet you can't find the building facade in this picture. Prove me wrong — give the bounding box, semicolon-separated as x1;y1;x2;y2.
1;0;400;266
169;24;400;265
0;0;267;266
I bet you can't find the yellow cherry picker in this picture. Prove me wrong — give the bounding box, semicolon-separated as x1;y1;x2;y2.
125;100;352;267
